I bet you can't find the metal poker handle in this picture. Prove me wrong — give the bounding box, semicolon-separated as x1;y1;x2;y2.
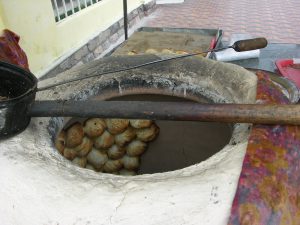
231;38;268;52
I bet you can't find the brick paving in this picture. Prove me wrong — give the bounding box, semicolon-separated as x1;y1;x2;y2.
145;0;300;44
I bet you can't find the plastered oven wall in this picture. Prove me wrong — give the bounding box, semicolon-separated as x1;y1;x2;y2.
0;0;147;74
0;56;258;225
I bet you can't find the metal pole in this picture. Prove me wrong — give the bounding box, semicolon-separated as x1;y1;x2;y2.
29;100;300;125
123;0;128;40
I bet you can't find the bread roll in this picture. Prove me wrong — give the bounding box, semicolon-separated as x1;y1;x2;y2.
136;124;159;142
63;147;77;160
74;136;93;157
83;118;106;137
107;144;126;160
94;131;114;149
103;159;123;173
72;157;87;168
66;122;84;148
145;48;158;54
55;130;66;155
87;148;108;170
127;51;137;55
115;127;136;147
129;119;152;129
122;155;139;170
106;119;129;134
86;163;103;172
126;140;147;156
161;48;174;54
119;169;136;176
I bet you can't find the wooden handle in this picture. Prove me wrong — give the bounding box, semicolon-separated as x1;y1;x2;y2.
232;38;268;52
30;100;300;125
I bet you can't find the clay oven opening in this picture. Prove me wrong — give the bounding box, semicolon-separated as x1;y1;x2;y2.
47;55;257;177
111;94;232;174
54;93;233;175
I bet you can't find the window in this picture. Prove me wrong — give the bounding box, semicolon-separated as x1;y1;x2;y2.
51;0;102;22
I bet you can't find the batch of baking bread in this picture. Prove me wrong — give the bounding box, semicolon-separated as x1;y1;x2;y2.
55;118;159;175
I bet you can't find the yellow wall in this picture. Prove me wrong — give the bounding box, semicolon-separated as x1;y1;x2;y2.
0;19;4;30
0;0;146;76
0;3;5;30
0;16;4;30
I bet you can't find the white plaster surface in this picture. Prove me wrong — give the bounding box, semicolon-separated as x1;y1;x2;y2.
0;57;257;225
0;121;248;225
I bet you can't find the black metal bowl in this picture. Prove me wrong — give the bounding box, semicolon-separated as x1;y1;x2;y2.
0;61;37;139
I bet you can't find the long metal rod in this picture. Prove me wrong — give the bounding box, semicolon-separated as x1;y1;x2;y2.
29;100;300;125
123;0;128;40
37;38;267;92
37;46;228;92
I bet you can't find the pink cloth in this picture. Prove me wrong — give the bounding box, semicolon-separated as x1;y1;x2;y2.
228;71;300;225
0;29;29;70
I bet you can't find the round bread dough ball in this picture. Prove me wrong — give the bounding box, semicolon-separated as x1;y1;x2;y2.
94;131;114;149
107;144;126;160
161;48;174;54
175;50;188;55
122;155;139;170
129;119;152;129
63;148;77;160
115;127;136;147
55;130;66;155
83;118;106;137
86;163;99;172
72;157;87;168
136;124;159;142
66;122;84;148
87;148;108;170
103;159;123;173
126;140;147;157
127;51;137;55
106;119;129;134
74;136;93;157
119;169;136;176
145;48;158;54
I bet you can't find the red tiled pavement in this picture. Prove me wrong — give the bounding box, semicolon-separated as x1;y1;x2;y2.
145;0;300;44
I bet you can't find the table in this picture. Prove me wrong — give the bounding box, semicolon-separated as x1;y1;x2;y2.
223;43;300;72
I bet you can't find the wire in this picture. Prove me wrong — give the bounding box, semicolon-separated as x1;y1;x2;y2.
37;46;229;92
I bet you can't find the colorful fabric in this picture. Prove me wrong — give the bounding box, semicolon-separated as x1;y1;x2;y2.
0;29;29;70
228;71;300;225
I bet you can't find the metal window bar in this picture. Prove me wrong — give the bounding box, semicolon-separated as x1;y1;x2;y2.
70;0;75;14
53;0;60;22
76;0;82;10
51;0;102;22
62;0;68;18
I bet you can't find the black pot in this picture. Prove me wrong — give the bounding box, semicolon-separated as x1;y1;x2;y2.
0;61;37;138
